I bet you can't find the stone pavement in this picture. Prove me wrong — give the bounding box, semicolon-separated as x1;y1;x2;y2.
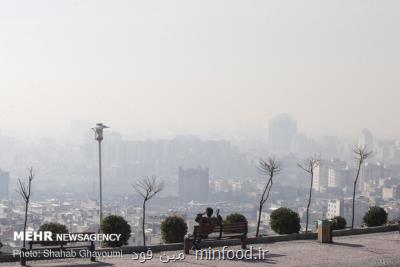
2;232;400;267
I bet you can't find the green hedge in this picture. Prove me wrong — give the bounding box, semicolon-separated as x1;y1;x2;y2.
270;207;300;234
363;206;387;227
161;216;188;243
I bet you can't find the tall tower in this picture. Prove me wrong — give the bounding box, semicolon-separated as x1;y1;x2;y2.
178;166;209;202
268;114;297;153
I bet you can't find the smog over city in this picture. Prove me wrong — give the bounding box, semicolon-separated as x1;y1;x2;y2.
1;1;400;266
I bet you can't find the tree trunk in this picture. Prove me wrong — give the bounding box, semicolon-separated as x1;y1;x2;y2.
142;200;146;246
256;201;263;237
23;202;28;248
352;161;362;229
265;181;273;208
256;177;273;237
306;173;313;234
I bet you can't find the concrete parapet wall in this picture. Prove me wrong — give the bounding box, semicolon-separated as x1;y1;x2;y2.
122;225;398;252
1;224;398;263
332;224;398;237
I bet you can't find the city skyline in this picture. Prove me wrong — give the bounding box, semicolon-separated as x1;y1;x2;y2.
0;116;394;144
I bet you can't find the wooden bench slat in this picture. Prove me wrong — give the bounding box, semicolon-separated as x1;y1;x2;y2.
214;226;247;230
197;226;247;234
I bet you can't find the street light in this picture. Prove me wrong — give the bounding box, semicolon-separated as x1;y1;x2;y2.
91;123;109;231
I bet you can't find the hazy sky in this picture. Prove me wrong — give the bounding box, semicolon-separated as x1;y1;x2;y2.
1;0;399;139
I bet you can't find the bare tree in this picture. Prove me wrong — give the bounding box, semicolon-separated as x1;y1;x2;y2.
298;157;320;234
133;176;163;246
351;145;372;229
17;167;34;249
256;158;281;237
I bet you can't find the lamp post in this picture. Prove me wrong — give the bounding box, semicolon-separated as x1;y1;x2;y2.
91;123;109;231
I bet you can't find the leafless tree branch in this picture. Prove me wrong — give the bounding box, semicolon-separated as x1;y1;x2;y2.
132;176;163;246
297;156;320;174
353;145;372;162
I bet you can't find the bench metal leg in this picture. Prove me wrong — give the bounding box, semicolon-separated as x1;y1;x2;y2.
184;237;191;254
20;248;26;266
90;241;96;262
241;237;247;249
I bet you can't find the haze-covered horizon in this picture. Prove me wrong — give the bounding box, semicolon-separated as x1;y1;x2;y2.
1;0;400;139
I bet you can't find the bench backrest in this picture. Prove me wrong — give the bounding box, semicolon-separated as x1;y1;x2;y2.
194;222;248;237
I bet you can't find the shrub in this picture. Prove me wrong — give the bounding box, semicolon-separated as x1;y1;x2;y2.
270;207;300;234
161;216;188;243
330;216;346;230
363;206;388;227
101;215;131;247
225;213;248;224
38;223;68;246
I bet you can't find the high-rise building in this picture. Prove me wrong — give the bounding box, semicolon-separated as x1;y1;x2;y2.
178;166;209;202
359;128;374;150
313;159;347;192
268;114;297;153
0;169;10;200
313;162;329;192
326;199;343;219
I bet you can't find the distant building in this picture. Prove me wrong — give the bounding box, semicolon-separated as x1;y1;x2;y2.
313;159;347;192
178;166;209;202
326;197;369;227
211;179;231;193
361;162;390;193
359;128;374;151
363;182;382;199
313;162;329;192
0;169;9;200
326;199;343;219
328;168;353;189
268;114;297;153
382;185;400;200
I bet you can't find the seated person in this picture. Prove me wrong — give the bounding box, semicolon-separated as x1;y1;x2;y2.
195;207;223;225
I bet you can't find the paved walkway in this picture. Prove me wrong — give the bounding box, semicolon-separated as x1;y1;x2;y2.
2;232;400;267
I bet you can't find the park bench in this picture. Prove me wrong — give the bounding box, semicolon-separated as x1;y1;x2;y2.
20;232;96;266
184;222;248;254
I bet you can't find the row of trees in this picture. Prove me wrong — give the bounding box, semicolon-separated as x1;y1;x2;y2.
255;144;372;236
